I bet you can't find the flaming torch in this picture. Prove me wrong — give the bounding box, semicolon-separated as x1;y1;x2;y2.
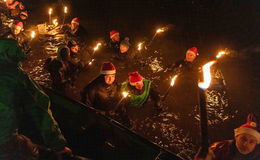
93;42;102;55
162;75;178;101
148;27;167;46
62;6;68;25
52;18;58;27
30;31;36;39
115;91;130;111
195;60;216;159
137;42;143;52
216;50;226;59
88;58;95;66
48;8;53;24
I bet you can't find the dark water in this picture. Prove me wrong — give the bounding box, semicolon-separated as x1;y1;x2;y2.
20;29;237;159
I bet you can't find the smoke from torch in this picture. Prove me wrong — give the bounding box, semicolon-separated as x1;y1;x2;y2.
198;61;216;90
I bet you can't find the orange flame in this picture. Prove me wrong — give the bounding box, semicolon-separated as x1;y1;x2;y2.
31;31;36;39
198;61;216;90
48;8;53;15
64;6;68;13
52;19;58;26
93;43;102;51
156;28;165;33
170;75;178;87
122;91;129;98
216;51;226;59
137;42;143;51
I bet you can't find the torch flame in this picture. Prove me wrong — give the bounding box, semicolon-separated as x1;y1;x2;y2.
48;8;53;15
31;31;36;39
170;75;178;87
64;6;68;13
52;19;58;26
198;61;216;90
88;59;95;65
216;51;226;59
4;0;6;2
156;28;165;33
93;43;102;51
137;42;143;51
122;91;129;98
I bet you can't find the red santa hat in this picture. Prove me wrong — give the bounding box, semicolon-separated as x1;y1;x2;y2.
12;20;23;29
234;114;260;144
100;62;116;75
128;72;143;85
110;30;119;39
71;17;79;25
186;47;199;56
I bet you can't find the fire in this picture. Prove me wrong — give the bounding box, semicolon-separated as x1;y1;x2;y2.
122;91;129;98
52;19;58;26
170;75;178;87
88;59;95;65
4;0;6;2
137;42;143;51
64;6;68;14
93;43;102;51
48;8;53;15
156;28;165;33
216;51;226;59
198;61;216;90
31;31;36;39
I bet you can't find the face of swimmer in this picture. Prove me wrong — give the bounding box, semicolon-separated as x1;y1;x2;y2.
235;133;257;155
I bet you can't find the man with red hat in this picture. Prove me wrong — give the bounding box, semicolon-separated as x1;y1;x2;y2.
120;72;162;118
108;30;120;50
203;114;260;160
62;17;88;43
1;20;31;53
81;62;120;111
167;47;200;115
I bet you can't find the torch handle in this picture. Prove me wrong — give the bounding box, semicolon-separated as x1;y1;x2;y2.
162;87;171;102
196;88;209;158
